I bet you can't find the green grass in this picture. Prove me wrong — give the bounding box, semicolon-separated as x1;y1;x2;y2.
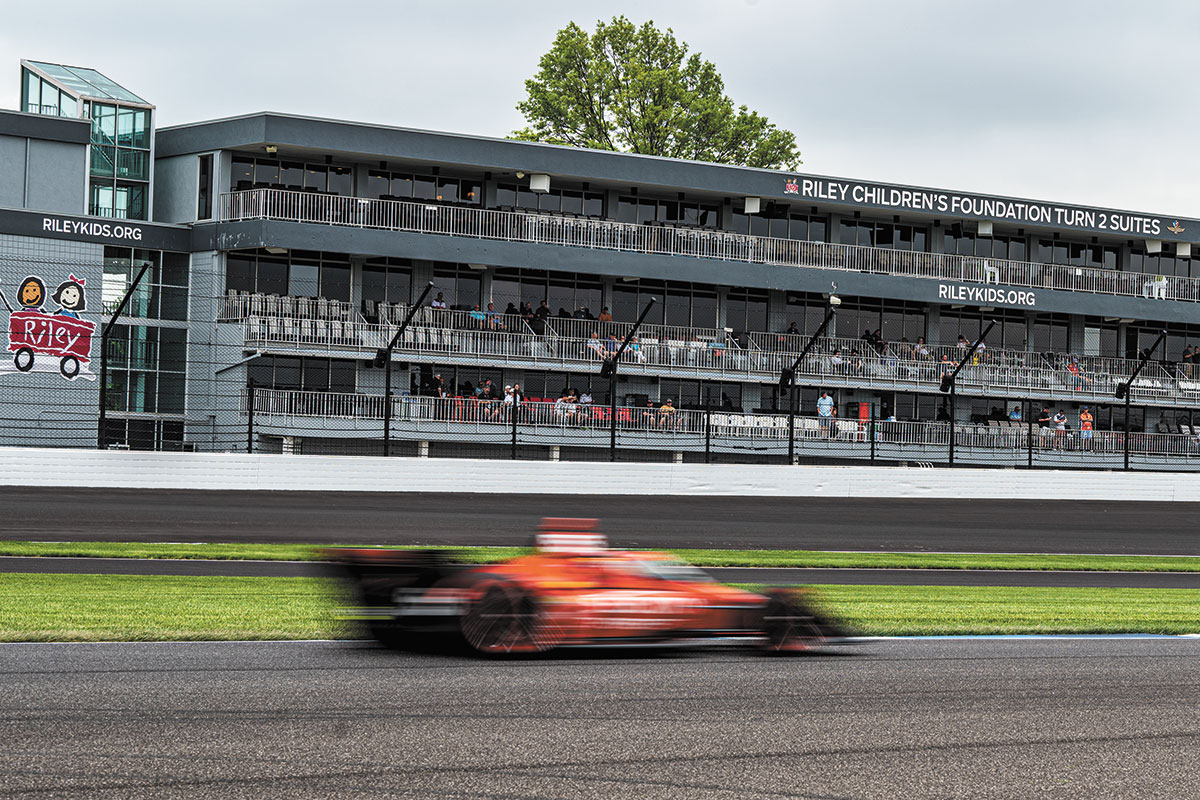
1;574;1197;642
4;540;1200;573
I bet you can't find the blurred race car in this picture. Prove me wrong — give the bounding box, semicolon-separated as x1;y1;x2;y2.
326;518;850;655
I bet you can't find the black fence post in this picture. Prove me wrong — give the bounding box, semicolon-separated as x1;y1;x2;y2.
948;384;956;467
511;393;519;460
869;403;876;464
1026;398;1033;469
704;407;712;464
246;379;255;454
787;382;796;465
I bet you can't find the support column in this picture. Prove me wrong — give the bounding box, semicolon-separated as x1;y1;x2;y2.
925;305;942;347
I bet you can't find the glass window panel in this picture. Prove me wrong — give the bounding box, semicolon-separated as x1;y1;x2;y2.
700;205;720;229
367;170;389;198
362;266;387;302
92;103;116;144
91;146;115;178
616;197;637;223
116;108;135;147
681;204;700;226
274;356;302;389
661;201;679;222
254;159;280;186
327;166;352;195
839;220;858;246
303;358;329;391
877;224;895;250
413;175;436;200
584;192;604;217
1009;238;1026;262
809;218;826;242
116;149;148;181
787;215;807;241
1070;243;1088;267
24;70;39;113
226;255;254;293
386;268;411;304
515;186;537;209
692;292;717;327
231;156;254;189
391;174;413;198
41;80;59;114
60;94;77;118
730;211;748;234
749;215;768;237
456;273;481;309
539;191;560;213
304;165;327;192
436;177;459;203
330;360;356;392
320;264;351;301
495;183;517;207
1103;247;1117;270
254;258;286;296
637;200;657;225
463;181;480;204
1052;242;1069;265
561;190;583;215
612;285;639;322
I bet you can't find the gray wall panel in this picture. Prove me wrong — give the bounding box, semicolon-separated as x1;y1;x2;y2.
0;136;27;208
24;140;86;214
153;154;198;224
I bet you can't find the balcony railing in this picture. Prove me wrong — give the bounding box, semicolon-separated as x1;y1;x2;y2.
220;188;1200;304
247;390;1200;463
238;313;1199;406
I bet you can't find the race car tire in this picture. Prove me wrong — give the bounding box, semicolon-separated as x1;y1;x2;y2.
460;580;561;656
761;590;824;653
13;348;33;372
59;356;80;379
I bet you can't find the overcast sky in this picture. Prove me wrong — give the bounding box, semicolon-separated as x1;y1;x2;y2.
3;1;1195;217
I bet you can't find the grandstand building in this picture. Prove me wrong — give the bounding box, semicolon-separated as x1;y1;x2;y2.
4;58;1200;467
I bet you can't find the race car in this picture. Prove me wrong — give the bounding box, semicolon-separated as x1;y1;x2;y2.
325;518;850;655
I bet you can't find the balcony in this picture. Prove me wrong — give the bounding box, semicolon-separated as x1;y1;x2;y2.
245;390;1200;469
219;188;1200;305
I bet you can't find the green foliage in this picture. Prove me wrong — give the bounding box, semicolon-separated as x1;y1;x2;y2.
514;17;801;170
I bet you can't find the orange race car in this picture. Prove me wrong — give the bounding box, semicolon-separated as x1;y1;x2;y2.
326;518;850;656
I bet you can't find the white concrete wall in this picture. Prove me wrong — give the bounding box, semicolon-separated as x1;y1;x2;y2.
0;447;1195;501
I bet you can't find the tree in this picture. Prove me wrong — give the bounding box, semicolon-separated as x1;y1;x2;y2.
513;17;801;170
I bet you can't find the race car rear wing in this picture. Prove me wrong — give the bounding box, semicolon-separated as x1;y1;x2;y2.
534;518;607;554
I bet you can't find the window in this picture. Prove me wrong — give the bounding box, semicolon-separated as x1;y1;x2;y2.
197;154;213;220
725;288;768;334
362;259;413;309
223;249;349;301
1035;238;1118;269
842;220;928;251
103;324;187;414
499;184;604;215
103;247;189;321
248;356;356;393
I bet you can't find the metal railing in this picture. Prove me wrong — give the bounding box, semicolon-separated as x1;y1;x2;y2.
246;390;1200;462
220;188;1200;304
239;314;1197;406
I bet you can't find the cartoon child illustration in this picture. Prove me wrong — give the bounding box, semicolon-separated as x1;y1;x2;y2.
51;275;86;318
17;276;46;312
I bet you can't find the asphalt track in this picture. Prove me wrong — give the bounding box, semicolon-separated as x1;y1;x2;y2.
3;638;1199;799
4;487;1200;554
3;556;1199;587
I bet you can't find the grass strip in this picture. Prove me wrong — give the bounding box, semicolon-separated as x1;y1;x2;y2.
0;574;1197;641
4;540;1200;573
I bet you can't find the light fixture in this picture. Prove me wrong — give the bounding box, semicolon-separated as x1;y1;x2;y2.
265;144;277;155
467;263;488;271
979;306;994;312
621;276;639;282
264;246;287;254
516;171;525;179
1179;242;1192;259
744;196;761;215
977;220;993;237
1118;318;1136;324
1146;239;1162;254
530;173;550;193
1104;317;1119;322
828;295;842;306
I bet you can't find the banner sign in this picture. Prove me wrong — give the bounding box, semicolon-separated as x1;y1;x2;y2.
784;177;1176;239
938;283;1037;308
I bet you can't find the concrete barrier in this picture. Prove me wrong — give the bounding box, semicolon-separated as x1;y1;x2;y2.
0;447;1192;501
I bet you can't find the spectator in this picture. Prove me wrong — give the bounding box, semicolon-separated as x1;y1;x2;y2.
628;335;645;363
535;300;552;322
557;307;572;319
830;349;845;374
1053;409;1068;449
605;334;620;358
431;292;448;310
1009;405;1022;422
915;337;931;360
785;321;800;336
640;400;658;427
816;391;835;436
957;334;969;351
898;337;913;359
479;379;495;400
579;390;593;405
1184;345;1195;378
872;329;885;355
722;393;735;410
938;354;953;380
936;404;951;423
586;332;607;360
554;391;577;423
573;305;592;320
849;348;865;374
1079;406;1094;450
1067;358;1092;390
657;398;677;428
504;302;519;317
484;302;502;329
597;307;613;322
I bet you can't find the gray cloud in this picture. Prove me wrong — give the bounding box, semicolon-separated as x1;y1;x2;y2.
3;0;1195;216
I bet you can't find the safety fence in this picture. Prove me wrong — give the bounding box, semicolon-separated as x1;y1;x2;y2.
241;390;1200;468
235;313;1199;408
220;188;1200;304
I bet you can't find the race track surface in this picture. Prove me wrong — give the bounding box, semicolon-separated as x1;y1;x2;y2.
4;556;1199;587
3;487;1199;554
2;639;1198;798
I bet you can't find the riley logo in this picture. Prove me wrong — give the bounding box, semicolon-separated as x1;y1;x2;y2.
784;178;799;195
1168;220;1185;234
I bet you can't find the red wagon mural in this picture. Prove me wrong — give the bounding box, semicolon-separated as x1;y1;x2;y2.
1;274;96;381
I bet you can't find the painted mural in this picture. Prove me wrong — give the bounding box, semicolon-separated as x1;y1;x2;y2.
0;274;96;380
